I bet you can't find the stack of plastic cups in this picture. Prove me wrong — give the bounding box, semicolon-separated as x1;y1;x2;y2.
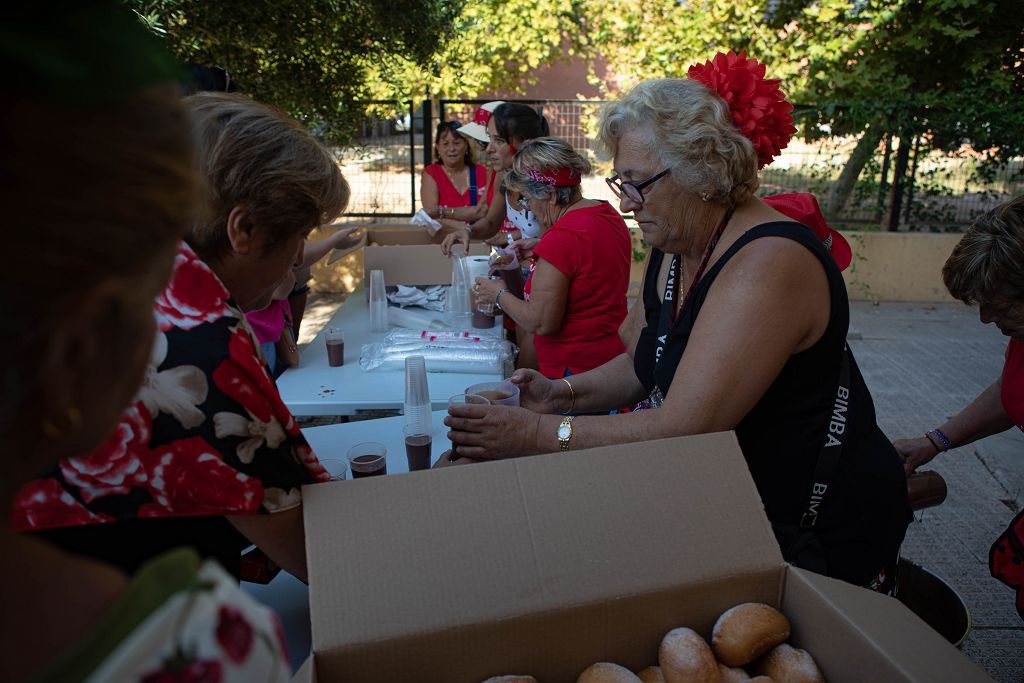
404;355;431;434
448;248;474;330
369;269;389;333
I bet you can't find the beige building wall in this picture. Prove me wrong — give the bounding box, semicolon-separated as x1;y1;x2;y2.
841;231;962;303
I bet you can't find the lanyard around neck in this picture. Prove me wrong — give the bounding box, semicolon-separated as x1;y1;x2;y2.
654;207;734;366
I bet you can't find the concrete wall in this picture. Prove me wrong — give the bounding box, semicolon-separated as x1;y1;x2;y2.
841;231;963;303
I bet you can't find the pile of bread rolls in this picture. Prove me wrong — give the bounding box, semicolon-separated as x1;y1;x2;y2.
481;603;825;683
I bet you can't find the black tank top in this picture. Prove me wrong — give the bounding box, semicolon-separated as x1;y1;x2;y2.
634;222;909;585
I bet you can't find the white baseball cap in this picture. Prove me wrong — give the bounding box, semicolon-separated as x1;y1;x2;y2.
457;101;505;143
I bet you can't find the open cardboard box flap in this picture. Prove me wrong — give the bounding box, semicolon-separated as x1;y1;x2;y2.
299;432;991;682
358;225;489;286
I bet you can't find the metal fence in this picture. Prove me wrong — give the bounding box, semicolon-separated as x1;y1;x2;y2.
333;98;1024;231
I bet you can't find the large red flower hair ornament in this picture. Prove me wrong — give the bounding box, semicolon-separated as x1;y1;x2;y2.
687;50;797;169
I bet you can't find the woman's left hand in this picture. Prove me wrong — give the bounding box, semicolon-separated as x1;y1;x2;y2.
474;275;505;306
893;436;940;476
444;403;541;459
329;226;362;251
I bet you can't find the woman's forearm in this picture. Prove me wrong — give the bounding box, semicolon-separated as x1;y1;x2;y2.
496;293;548;334
530;396;688;454
556;353;648;413
935;378;1014;448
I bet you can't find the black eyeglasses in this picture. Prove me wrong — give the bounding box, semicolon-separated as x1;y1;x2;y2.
606;169;670;206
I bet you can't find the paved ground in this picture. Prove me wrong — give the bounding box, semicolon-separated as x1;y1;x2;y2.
297;293;1024;680
848;302;1024;682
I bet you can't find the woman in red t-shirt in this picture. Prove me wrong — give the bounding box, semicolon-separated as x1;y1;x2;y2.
420;120;489;232
895;196;1024;471
473;137;631;379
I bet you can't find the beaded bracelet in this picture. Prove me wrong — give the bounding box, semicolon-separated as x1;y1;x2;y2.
927;428;954;452
561;377;576;415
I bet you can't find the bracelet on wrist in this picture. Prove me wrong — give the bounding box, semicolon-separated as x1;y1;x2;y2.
494;288;508;310
927;428;954;452
561;377;576;415
923;432;942;454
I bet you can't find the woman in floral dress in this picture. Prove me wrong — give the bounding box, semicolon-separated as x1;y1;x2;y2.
1;4;293;681
13;89;349;583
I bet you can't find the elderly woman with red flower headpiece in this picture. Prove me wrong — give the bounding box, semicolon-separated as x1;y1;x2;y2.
447;52;910;592
472;137;632;380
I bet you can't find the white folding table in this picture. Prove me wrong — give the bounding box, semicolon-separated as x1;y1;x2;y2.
275;285;504;416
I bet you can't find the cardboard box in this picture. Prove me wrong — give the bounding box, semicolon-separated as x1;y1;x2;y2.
297;433;992;682
360;224;490;288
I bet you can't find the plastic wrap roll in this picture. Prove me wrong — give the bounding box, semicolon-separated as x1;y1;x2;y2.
385;329;502;346
359;338;515;374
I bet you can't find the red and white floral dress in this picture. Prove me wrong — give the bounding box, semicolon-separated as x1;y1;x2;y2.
11;243;329;556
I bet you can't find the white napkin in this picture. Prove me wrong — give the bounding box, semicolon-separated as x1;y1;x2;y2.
411;208;443;236
387;284;447;312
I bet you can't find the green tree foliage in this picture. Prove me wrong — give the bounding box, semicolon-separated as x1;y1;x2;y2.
800;0;1024;212
360;0;588;101
584;0;1023;214
131;0;463;143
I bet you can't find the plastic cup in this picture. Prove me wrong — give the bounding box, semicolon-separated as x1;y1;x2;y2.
403;424;433;472
325;327;345;367
369;269;389;332
465;380;520;407
447;393;489;461
317;458;348;481
346;442;387;479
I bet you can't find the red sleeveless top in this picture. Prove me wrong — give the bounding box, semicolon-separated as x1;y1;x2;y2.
424;163;487;208
1002;339;1024;430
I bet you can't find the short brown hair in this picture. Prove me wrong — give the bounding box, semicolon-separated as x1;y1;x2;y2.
943;196;1024;306
185;93;350;260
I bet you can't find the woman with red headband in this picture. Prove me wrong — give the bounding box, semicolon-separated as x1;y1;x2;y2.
473;137;631;380
447;53;910;592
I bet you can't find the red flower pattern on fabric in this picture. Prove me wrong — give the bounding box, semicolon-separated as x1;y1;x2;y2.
140;436;263;517
141;660;224;683
687;50;797;169
10;478;113;531
155;243;232;332
215;605;255;664
291;443;331;483
215;323;302;441
59;402;152;503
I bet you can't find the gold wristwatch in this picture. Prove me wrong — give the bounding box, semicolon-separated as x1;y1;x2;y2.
557;416;575;451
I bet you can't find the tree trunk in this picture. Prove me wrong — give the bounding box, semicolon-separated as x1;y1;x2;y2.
885;136;913;232
825;126;884;218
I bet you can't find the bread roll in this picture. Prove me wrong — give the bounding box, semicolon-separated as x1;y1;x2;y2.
481;677;539;683
658;628;719;683
712;603;791;666
752;643;824;683
577;662;642;683
718;663;751;682
637;666;666;683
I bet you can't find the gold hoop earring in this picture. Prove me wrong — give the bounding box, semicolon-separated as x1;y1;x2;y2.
42;406;82;441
